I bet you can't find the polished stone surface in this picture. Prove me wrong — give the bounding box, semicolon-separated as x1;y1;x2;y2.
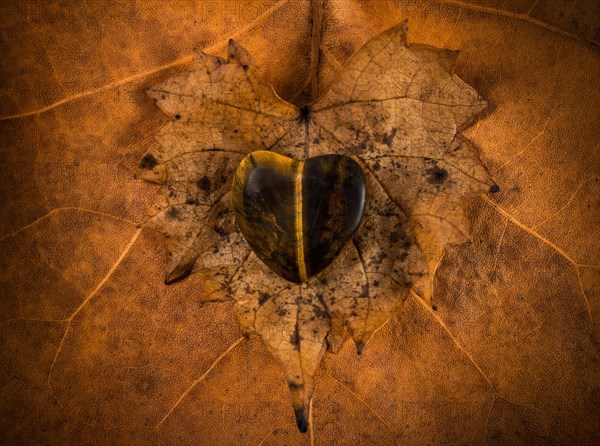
232;151;366;283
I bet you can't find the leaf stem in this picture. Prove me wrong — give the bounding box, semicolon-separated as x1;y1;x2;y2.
309;0;325;101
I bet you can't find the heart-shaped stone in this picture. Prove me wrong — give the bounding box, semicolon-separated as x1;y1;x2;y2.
232;150;366;283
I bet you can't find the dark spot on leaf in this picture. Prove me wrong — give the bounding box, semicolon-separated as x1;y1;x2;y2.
197;176;212;192
138;380;151;392
258;292;270;305
185;197;198;205
214;226;228;237
313;306;327;318
381;127;398;146
432;305;438;311
426;166;448;184
490;183;500;193
361;284;369;297
338;40;356;59
166;207;180;219
349;135;370;155
290;324;301;351
139;154;158;169
389;231;401;243
174;114;181;120
299;105;309;123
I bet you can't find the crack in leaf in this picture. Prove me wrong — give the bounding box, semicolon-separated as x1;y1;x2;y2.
47;228;142;385
430;0;600;48
531;177;599;230
482;394;496;443
256;425;285;446
0;207;136;243
492;103;558;175
408;289;547;413
0;0;292;121
328;374;399;443
156;337;244;428
409;290;496;390
481;195;581;265
481;192;599;325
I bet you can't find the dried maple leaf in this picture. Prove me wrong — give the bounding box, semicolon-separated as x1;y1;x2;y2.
135;21;495;432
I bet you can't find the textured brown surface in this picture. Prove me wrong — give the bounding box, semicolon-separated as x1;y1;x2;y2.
1;1;598;445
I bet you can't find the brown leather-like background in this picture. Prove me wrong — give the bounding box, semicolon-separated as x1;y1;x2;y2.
1;1;598;444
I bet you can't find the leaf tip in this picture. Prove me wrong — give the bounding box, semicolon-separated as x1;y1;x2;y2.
356;341;365;355
134;163;167;184
192;47;208;63
441;49;460;74
164;261;195;285
227;39;237;61
137;214;153;229
294;408;309;433
379;19;410;48
227;38;255;67
399;19;410;47
145;87;160;100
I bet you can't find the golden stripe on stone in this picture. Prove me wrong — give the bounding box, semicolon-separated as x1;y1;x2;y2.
294;160;307;282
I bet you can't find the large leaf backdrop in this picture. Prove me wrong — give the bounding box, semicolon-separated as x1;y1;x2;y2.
1;1;598;444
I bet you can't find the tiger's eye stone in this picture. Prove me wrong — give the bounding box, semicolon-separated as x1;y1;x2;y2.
232;151;366;283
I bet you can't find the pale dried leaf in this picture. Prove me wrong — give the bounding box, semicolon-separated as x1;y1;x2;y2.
136;21;493;431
